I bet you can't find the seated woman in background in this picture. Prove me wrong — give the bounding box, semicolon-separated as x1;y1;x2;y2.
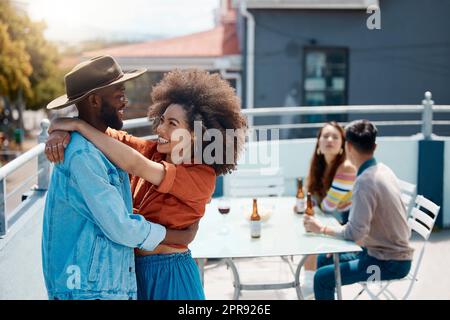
307;121;356;223
301;122;356;298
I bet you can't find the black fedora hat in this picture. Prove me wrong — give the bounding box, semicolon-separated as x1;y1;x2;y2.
47;55;146;110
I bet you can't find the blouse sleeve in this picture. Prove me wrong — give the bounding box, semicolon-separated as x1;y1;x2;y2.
320;172;356;212
155;162;217;218
106;128;155;154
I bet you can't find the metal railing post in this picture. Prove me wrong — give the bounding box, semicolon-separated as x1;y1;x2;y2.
0;177;6;237
36;119;50;191
422;91;434;140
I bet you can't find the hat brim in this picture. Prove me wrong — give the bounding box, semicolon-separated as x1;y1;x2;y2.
47;69;147;110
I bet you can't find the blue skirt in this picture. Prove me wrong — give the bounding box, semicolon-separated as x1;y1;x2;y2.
135;250;205;300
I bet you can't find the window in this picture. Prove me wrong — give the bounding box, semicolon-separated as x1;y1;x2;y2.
303;47;348;123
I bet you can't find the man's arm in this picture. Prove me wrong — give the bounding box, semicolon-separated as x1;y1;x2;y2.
69;151;166;251
162;220;199;246
341;189;374;242
304;181;374;242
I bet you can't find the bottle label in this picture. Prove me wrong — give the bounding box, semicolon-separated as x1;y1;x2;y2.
251;220;261;238
296;199;306;213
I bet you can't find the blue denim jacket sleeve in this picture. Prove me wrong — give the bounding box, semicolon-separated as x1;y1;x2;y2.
68;150;166;251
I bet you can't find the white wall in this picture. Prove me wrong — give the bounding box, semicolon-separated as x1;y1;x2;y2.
228;136;420;196
375;136;419;185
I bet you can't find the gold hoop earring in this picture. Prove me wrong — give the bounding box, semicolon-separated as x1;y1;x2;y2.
316;149;321;156
339;148;343;155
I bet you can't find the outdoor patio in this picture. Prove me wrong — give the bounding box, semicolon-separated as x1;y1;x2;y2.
3;0;450;303
1;206;449;300
1;100;450;300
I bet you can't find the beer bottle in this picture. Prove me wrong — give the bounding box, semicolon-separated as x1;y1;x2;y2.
305;192;315;216
295;177;306;214
250;198;261;238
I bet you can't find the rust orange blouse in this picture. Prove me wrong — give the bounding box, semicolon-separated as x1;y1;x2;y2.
106;129;216;248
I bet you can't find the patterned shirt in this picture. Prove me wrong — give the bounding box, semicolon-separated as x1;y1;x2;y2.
320;172;356;213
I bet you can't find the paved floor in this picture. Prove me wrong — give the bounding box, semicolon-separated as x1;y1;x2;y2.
1;207;449;300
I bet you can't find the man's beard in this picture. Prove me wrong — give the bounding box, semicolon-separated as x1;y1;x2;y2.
100;100;123;130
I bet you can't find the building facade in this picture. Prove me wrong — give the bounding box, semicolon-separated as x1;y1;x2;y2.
239;0;450;136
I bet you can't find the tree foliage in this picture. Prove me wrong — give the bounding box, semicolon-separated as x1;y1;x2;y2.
0;0;64;110
0;21;33;100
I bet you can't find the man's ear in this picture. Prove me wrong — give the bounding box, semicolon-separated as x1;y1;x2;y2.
346;141;353;153
88;94;101;110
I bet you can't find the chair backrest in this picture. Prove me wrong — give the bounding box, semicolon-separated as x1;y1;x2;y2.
225;167;285;198
397;179;417;217
408;195;440;240
357;195;439;300
400;195;440;299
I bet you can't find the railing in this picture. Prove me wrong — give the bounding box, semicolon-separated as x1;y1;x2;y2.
1;91;450;238
122;91;450;139
0;120;50;237
239;92;450;139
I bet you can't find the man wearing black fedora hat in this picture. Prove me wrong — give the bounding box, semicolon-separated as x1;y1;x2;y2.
41;56;197;300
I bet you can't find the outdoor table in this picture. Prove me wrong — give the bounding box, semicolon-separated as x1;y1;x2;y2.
190;197;362;300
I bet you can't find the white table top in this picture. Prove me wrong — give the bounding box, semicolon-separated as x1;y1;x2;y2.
190;197;361;259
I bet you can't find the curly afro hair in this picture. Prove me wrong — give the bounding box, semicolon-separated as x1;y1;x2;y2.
148;69;248;176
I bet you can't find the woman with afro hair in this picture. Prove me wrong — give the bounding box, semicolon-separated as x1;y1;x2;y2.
47;69;247;300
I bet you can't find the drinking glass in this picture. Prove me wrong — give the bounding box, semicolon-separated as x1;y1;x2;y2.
217;198;231;235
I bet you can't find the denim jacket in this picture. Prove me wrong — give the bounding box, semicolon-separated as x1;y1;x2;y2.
41;132;166;300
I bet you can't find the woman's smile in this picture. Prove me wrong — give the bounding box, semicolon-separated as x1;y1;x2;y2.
157;136;170;145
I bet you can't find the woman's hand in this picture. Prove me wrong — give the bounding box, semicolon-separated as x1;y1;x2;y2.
45;130;71;163
303;215;324;234
48;117;83;134
45;117;83;163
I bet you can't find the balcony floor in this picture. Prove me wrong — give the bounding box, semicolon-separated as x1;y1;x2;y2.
1;207;450;300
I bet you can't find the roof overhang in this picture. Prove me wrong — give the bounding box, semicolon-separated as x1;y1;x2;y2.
244;0;379;9
116;55;242;72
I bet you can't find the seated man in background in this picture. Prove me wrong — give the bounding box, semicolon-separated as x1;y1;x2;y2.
303;119;413;300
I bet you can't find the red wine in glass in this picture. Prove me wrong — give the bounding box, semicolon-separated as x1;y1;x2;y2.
218;198;230;214
218;198;231;235
218;207;230;214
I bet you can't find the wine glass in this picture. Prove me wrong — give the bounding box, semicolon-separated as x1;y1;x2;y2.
217;197;231;235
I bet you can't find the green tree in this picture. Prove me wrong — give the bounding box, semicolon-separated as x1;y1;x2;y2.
0;0;64;110
0;21;32;100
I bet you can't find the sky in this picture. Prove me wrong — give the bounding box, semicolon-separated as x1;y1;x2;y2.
23;0;220;43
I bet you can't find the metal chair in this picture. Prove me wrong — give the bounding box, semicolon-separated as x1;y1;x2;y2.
354;195;440;300
225;167;285;198
397;178;417;217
